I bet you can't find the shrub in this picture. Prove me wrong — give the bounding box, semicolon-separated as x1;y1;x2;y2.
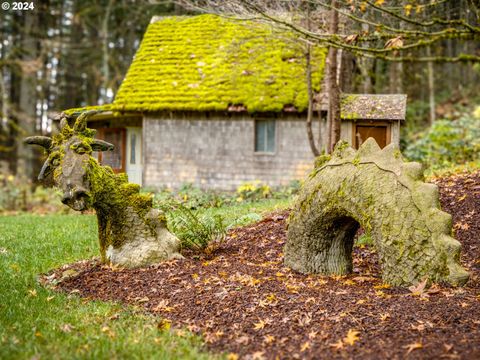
236;181;271;202
152;184;228;210
404;113;480;169
0;175;64;213
163;201;228;254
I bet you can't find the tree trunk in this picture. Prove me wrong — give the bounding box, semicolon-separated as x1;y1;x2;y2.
306;42;320;157
16;12;39;180
357;22;374;93
100;0;114;104
327;0;340;153
426;46;436;124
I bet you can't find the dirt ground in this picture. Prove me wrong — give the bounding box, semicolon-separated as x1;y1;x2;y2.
49;171;480;360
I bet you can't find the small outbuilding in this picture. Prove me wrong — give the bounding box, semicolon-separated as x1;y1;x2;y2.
339;94;407;149
66;15;407;190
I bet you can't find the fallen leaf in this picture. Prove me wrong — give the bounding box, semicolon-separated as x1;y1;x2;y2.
404;342;422;355
329;339;344;350
135;296;149;303
157;319;171;331
344;329;360;346
101;326;115;338
253;320;266;331
60;324;74;333
444;344;454;352
227;353;239;360
251;351;265;360
353;276;376;283
380;313;390;321
263;334;275;344
408;278;428;296
235;335;249;345
300;341;311;352
28;289;37;297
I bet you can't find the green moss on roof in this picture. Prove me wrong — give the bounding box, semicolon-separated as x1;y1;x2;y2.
77;15;326;114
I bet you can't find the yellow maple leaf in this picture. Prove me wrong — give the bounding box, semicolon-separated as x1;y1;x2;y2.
253;320;266;330
265;293;277;303
380;313;390;321
157;319;171;331
344;329;360;346
263;334;275;344
375;0;385;5
227;353;239;360
300;341;311;352
404;342;422;355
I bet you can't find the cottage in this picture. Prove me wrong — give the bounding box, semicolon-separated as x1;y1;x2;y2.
67;15;406;190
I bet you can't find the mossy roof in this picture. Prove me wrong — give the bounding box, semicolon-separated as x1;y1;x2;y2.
67;14;327;115
340;94;407;121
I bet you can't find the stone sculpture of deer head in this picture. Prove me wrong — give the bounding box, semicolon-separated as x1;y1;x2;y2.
25;111;114;211
25;111;181;267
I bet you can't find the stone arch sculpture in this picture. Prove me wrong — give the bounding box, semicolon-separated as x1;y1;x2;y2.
285;138;469;287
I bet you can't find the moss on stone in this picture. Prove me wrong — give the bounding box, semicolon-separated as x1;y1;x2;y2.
285;138;470;287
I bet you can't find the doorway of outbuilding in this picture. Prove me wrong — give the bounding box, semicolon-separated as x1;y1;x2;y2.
353;121;390;149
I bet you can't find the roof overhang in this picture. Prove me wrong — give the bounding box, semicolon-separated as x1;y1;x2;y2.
340;94;407;121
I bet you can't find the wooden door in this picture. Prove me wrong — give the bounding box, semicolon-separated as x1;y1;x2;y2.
97;128;126;173
354;122;390;149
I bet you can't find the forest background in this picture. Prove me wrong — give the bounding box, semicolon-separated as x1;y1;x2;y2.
1;0;479;190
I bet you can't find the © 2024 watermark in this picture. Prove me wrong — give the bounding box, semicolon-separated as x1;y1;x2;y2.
2;1;35;11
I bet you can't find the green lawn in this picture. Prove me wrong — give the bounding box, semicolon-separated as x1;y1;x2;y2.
0;198;290;359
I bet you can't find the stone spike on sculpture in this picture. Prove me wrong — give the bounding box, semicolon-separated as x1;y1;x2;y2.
25;112;182;267
72;110;91;133
24;136;52;149
285;138;469;287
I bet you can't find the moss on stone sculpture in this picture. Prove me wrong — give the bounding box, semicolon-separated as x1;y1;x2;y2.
285;138;469;287
26;111;181;267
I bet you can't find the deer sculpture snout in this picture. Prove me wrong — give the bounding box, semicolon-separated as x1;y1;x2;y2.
61;184;89;211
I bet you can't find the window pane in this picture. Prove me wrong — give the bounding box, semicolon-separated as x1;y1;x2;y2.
266;120;276;152
130;133;136;164
255;121;266;152
255;119;276;153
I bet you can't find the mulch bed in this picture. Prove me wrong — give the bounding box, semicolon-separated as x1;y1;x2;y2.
48;171;480;359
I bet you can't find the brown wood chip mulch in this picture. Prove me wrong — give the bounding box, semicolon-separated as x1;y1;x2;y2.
48;171;480;360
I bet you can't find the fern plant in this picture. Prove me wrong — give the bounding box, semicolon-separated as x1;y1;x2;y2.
162;201;228;254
